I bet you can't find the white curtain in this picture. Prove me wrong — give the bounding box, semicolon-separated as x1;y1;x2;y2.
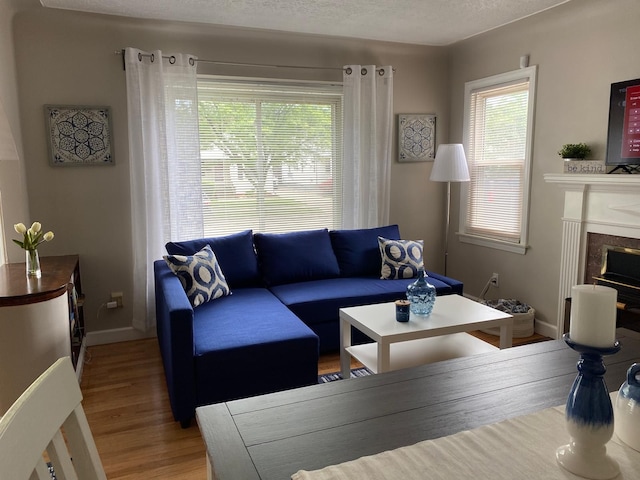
342;65;394;229
125;48;202;332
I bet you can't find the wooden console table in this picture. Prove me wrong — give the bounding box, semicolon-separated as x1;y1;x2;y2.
0;255;84;414
197;329;640;480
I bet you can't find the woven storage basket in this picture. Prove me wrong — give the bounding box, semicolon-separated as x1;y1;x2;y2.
480;299;535;338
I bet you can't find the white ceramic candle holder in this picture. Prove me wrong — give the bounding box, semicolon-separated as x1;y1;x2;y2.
556;334;621;480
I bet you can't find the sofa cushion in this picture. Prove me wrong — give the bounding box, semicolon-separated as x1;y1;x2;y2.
254;229;340;286
330;224;401;277
163;245;230;307
270;275;457;328
192;288;319;404
165;229;260;288
378;237;424;279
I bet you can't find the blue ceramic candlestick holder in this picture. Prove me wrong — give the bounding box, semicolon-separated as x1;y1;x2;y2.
556;333;621;480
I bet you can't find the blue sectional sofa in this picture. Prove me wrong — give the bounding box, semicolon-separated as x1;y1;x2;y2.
154;225;463;426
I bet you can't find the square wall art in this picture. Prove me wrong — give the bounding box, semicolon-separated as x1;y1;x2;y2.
45;105;114;166
398;114;436;162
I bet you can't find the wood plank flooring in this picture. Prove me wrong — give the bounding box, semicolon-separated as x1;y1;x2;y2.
80;339;207;479
80;331;549;478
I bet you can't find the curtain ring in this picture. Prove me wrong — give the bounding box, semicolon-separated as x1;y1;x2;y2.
137;52;142;62
361;67;368;76
169;55;176;64
150;53;155;62
378;68;385;76
189;57;195;66
345;67;352;75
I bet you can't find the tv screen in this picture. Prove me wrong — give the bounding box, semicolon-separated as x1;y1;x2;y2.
606;78;640;167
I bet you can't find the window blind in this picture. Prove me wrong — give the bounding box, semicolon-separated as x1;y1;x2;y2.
197;78;343;235
466;80;529;243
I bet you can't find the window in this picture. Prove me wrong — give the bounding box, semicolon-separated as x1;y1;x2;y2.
460;66;537;254
197;77;343;235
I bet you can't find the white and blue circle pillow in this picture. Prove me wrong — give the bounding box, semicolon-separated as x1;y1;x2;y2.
378;237;424;279
164;245;230;307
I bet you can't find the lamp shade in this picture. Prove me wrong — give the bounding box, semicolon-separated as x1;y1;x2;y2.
430;144;470;182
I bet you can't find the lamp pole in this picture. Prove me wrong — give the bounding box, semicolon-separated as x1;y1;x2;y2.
429;144;470;278
444;180;451;277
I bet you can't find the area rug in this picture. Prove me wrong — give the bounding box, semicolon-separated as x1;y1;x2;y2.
318;367;372;383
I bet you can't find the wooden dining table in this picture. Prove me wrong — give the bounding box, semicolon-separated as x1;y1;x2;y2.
196;328;640;480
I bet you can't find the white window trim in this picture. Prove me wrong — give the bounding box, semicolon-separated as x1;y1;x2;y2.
459;66;537;255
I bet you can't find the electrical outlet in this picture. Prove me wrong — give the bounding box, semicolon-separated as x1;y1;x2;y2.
490;273;499;288
110;291;124;308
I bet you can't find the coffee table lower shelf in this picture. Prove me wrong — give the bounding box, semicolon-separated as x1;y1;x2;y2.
345;332;499;374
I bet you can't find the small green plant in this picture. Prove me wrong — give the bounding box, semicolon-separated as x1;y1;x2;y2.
558;143;591;159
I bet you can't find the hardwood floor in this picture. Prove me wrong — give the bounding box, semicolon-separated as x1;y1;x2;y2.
80;331;549;478
80;339;207;479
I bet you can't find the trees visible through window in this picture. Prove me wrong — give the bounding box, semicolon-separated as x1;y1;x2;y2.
460;67;537;254
197;78;343;235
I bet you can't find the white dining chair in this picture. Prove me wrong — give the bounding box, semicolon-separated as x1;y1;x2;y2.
0;356;107;479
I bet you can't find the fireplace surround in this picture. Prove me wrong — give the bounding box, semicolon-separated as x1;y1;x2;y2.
544;173;640;338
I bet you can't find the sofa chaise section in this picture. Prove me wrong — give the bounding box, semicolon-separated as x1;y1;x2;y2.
192;288;319;407
155;229;320;426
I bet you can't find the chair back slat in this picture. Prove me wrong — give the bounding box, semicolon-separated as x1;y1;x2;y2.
48;429;78;480
62;407;106;479
0;357;106;479
32;459;50;479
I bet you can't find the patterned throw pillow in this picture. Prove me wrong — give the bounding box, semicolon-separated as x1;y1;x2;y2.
378;237;424;279
164;245;230;307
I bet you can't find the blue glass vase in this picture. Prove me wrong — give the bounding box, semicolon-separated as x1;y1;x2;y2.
406;269;436;316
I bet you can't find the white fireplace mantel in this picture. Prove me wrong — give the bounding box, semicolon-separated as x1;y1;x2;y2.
544;173;640;338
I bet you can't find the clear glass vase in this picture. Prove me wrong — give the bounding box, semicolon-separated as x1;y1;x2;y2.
26;248;41;278
406;268;436;316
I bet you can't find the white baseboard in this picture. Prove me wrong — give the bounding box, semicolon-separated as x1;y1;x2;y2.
85;326;155;346
534;319;559;339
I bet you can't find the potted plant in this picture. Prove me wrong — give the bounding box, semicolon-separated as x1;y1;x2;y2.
558;143;591;160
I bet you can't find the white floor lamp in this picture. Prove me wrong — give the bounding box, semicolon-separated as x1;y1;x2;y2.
429;144;470;276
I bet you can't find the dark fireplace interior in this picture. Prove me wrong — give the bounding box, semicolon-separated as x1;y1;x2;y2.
594;246;640;307
583;233;640;331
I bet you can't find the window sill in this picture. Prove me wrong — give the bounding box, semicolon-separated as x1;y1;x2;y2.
458;233;528;255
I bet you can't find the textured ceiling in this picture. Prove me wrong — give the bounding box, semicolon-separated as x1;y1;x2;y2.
39;0;572;46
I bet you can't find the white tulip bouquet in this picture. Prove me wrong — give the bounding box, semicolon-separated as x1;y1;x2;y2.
13;222;55;251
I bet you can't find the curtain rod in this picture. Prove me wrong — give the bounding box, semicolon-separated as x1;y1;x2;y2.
115;50;394;74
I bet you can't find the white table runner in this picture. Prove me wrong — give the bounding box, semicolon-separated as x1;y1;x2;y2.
292;395;640;480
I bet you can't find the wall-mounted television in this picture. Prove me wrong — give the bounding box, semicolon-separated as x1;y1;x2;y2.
606;78;640;173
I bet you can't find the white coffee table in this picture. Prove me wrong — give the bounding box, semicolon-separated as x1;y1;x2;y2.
340;294;514;378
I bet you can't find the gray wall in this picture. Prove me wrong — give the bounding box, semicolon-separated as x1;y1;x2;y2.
448;0;640;333
0;0;29;264
9;4;449;335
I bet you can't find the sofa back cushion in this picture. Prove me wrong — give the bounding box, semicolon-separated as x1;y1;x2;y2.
165;229;261;288
330;225;401;277
254;229;340;286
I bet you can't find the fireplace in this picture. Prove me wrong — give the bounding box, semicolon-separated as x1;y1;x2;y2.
545;174;640;338
587;234;640;309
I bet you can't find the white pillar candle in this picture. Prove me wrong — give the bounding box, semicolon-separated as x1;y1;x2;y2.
569;284;618;348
